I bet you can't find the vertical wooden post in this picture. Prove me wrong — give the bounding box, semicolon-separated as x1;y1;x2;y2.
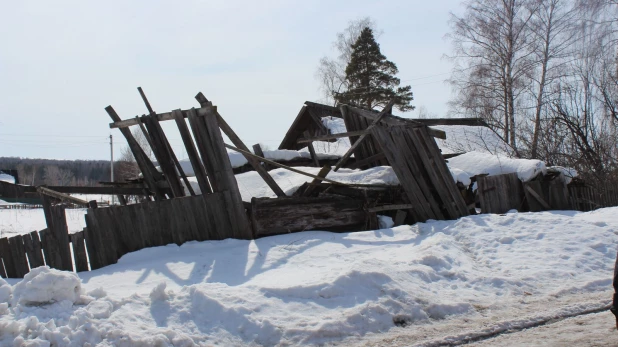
303;131;320;167
41;195;73;271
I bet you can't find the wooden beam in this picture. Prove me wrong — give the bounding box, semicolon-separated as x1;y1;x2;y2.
297;129;370;143
225;144;352;186
143;115;186;197
195;94;286;198
334;99;397;171
304;131;320;167
137;86;156;114
108;106;217;129
105;106;165;200
367;204;415;213
301;165;331;197
37;186;89;207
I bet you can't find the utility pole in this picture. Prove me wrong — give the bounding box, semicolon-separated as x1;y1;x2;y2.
110;134;115;205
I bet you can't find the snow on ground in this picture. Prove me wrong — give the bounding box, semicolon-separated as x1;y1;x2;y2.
0;208;87;238
0;207;616;346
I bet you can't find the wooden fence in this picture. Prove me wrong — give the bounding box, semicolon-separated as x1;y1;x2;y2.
477;174;618;214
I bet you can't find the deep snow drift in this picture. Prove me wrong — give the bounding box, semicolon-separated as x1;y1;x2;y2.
1;207;617;346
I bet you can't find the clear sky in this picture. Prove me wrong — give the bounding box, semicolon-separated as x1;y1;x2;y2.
0;0;464;160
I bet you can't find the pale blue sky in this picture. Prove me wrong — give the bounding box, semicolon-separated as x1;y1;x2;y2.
0;0;463;160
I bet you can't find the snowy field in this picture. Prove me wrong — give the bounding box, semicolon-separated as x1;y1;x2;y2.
0;208;87;238
0;207;616;346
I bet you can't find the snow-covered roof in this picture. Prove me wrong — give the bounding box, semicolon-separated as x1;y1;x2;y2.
0;173;15;184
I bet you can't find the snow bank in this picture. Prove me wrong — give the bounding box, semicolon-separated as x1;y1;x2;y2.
2;207;616;346
547;166;578;184
447;151;546;186
10;266;84;307
0;173;15;184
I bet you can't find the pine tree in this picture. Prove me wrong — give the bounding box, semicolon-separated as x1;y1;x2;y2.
334;27;414;112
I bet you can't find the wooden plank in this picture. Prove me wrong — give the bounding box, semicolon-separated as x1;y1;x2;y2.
23;231;45;269
173;109;212;195
548;179;570;210
334;99;397;171
304;131;320;167
187;107;219;192
8;234;29;277
390;127;444;220
41;196;73;271
70;230;89;272
251;196;370;237
143;115;185;198
84;212;104;269
201;109;253;239
105;106;165;200
525;183;551;211
0;246;6;278
370;125;431;222
394;210;407;226
0;237;16;278
415;127;470;217
37;186;89;207
301;165;332;197
367;204;415;213
477;173;523;214
296;129;369;143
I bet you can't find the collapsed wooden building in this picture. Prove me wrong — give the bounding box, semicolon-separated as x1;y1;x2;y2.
2;88;617;279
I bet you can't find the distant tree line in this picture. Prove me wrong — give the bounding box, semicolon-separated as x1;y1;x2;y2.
0;157;118;186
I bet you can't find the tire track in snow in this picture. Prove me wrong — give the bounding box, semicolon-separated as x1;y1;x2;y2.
413;302;612;347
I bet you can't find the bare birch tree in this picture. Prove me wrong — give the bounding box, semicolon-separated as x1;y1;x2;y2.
447;0;538;154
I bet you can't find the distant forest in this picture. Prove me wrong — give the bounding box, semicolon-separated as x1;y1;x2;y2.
0;157;114;186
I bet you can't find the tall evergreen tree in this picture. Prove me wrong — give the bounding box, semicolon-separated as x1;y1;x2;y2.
334;27;414;111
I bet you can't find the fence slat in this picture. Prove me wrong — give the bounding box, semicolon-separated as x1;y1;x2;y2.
70;230;89;272
8;234;29;277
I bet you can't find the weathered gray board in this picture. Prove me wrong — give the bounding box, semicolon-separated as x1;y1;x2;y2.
341;106;389;169
41;197;73;271
84;192;235;270
371;124;469;223
477;173;524;214
250;196;374;238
